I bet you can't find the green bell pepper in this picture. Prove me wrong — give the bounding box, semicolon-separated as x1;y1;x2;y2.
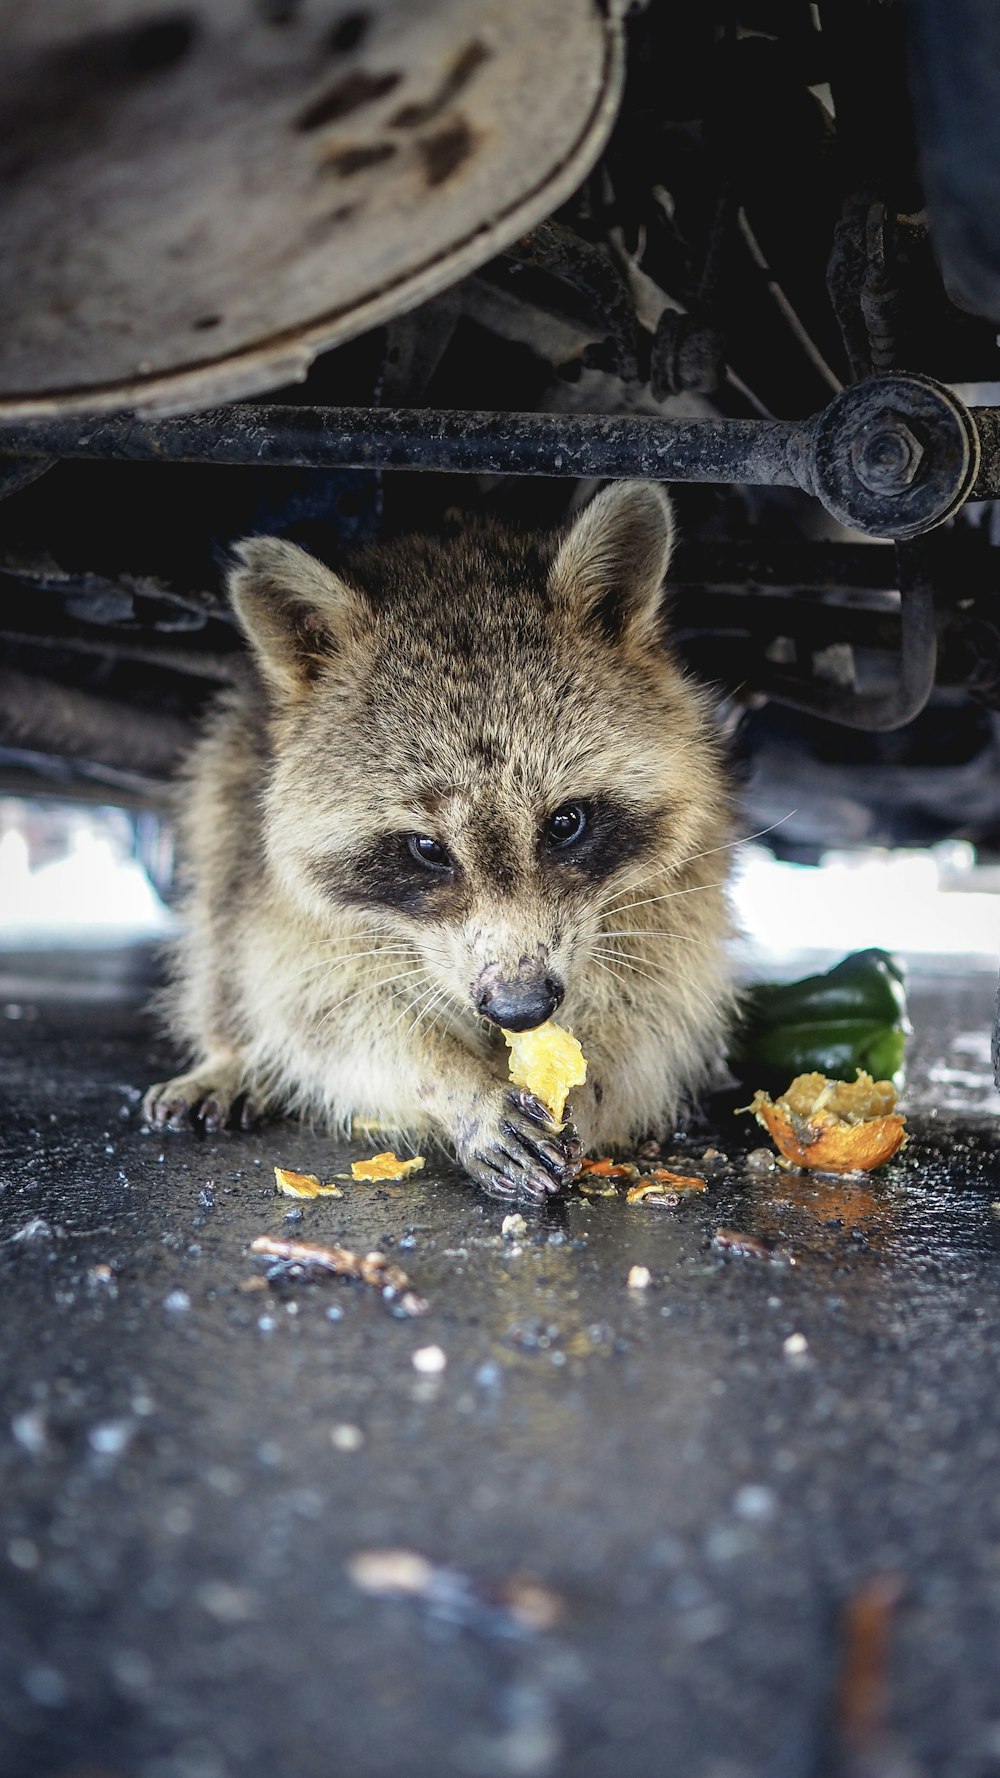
726;948;911;1094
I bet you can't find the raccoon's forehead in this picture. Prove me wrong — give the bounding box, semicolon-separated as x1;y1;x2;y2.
361;590;633;724
338;675;683;818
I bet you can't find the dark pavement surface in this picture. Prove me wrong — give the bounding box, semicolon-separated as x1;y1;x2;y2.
1;948;1000;1778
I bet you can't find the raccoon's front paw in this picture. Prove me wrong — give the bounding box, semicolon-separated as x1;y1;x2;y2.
457;1086;582;1204
143;1060;259;1135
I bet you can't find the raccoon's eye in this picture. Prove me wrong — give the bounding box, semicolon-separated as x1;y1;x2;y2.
407;834;453;871
545;803;588;848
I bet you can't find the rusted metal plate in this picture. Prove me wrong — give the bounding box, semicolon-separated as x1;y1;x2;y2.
0;0;623;418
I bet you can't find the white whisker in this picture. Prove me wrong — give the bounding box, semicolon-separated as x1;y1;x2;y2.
596;925;717;951
409;985;450;1043
592;811;797;922
592;945;723;1023
384;976;440;1038
281;945;418;986
314;964;429;1034
611;878;730;916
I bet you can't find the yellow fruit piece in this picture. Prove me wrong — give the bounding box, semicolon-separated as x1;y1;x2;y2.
274;1166;343;1199
502;1020;587;1125
632;1168;708;1196
744;1070;907;1173
350;1151;425;1182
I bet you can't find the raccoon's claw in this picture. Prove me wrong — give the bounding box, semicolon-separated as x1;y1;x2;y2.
460;1085;582;1204
143;1064;259;1135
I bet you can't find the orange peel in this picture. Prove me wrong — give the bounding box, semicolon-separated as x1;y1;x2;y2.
578;1156;640;1181
273;1166;343;1200
744;1070;906;1173
349;1151;425;1182
640;1167;708;1193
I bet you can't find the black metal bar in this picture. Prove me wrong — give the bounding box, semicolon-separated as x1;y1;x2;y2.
756;542;937;731
672;539;904;591
671;592;901;652
3;393;997;503
968;407;1000;496
0;405;808;488
0;456;53;498
0;627;237;682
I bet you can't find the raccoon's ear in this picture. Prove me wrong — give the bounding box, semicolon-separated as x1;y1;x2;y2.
228;536;369;701
548;482;675;650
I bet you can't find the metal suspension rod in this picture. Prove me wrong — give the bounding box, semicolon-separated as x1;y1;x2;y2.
0;405;806;490
0;373;988;538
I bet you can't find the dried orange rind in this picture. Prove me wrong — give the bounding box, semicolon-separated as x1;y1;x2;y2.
578;1156;640;1182
274;1166;343;1200
625;1181;679;1205
502;1020;587;1125
626;1169;707;1205
349;1151;425;1182
744;1070;906;1173
640;1167;708;1193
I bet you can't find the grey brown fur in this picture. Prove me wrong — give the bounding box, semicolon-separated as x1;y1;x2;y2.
145;483;737;1201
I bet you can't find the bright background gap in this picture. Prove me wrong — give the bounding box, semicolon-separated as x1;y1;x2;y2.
0;798;997;974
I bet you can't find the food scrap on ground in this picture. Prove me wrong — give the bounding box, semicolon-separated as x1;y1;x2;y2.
411;1344;447;1374
575;1159;708;1205
503;1020;587;1125
349;1150;425;1181
712;1227;794;1264
250;1235;426;1313
345;1548;563;1637
578;1157;640;1182
273;1166;343;1200
832;1573;906;1767
743;1070;907;1172
625;1182;681;1206
575;1174;619;1197
638;1167;707;1194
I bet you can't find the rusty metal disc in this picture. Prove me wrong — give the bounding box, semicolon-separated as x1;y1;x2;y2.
0;0;623;418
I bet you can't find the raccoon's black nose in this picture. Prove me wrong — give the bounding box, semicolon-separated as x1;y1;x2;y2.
476;974;564;1031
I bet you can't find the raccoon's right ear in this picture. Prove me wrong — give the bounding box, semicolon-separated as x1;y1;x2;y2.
228;536;369;701
548;482;676;652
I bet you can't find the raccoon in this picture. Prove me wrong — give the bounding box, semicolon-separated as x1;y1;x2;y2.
144;482;737;1202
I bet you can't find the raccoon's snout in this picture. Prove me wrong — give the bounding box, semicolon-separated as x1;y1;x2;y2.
474;959;565;1032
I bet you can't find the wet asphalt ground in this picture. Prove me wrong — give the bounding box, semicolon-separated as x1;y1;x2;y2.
1;948;1000;1778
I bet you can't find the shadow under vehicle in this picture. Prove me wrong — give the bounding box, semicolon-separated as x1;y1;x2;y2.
2;0;1000;1057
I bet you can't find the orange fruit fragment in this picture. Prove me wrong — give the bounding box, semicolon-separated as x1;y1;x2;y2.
578;1157;640;1181
350;1151;425;1182
744;1070;906;1173
641;1167;708;1193
273;1166;343;1199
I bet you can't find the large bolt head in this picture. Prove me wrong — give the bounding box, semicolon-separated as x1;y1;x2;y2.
810;373;979;539
850;413;924;493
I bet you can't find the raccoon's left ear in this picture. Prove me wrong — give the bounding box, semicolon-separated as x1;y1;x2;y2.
548;482;675;651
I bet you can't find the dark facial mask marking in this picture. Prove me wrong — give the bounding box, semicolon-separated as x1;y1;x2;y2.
543;796;654;884
308;837;457;920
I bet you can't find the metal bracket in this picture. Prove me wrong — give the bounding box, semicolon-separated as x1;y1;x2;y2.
758;542;937;731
